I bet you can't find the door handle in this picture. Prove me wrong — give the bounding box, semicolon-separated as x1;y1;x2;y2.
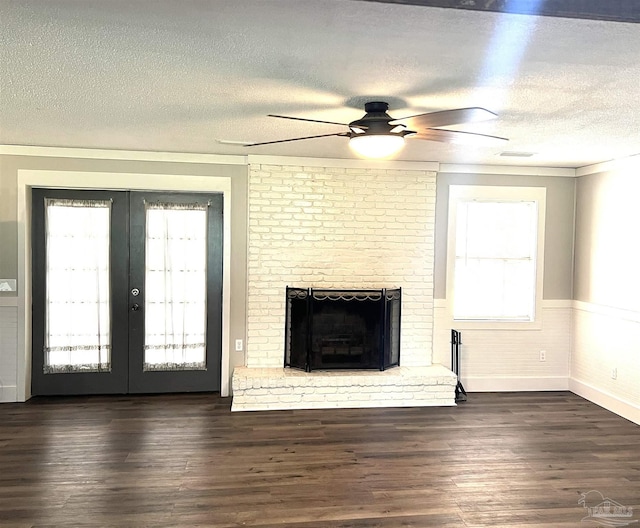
131;303;140;312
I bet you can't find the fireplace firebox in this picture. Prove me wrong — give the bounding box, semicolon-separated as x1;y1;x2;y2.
284;287;401;372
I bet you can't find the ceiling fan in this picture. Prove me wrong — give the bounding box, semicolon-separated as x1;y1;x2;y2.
222;101;507;158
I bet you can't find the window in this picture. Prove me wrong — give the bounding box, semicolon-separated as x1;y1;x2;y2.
447;185;546;327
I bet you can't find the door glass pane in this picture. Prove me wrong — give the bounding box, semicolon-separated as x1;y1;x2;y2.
144;202;208;371
44;199;111;373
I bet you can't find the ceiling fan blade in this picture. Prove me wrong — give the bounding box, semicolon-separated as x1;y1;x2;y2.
244;132;349;147
268;114;349;126
409;128;508;145
391;107;497;128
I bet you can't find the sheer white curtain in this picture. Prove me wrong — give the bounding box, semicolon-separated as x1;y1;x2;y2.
44;199;111;373
144;202;208;371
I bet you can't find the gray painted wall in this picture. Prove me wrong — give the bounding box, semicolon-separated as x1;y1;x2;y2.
433;172;576;300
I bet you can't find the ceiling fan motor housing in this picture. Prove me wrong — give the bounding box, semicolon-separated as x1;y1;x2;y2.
349;101;411;137
364;101;391;114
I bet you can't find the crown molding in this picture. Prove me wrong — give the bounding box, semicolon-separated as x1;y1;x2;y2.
10;145;631;178
576;153;640;177
247;154;440;172
0;145;247;165
439;163;577;177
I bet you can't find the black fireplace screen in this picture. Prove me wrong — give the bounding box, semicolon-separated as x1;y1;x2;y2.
284;287;401;371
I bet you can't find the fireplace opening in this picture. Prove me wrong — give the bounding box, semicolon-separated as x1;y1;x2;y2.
285;287;401;372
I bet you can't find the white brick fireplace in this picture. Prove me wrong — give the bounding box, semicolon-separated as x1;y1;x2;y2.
231;161;456;410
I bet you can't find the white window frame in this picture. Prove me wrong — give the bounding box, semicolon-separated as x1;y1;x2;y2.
446;185;546;330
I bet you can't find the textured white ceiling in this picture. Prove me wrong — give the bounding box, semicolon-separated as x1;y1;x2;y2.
1;0;639;167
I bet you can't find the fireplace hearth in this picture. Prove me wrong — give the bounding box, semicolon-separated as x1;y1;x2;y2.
284;287;401;372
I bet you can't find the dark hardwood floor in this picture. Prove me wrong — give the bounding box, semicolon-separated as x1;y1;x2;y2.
0;392;638;527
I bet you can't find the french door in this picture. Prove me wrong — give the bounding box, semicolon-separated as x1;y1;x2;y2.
31;188;223;395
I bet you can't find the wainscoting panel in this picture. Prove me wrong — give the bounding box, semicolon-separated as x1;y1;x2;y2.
433;300;572;392
571;301;640;425
0;301;18;402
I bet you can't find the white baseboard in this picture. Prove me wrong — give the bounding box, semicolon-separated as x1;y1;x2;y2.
569;378;640;425
0;385;18;403
462;376;569;392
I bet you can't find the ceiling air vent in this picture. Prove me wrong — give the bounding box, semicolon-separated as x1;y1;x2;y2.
499;151;535;157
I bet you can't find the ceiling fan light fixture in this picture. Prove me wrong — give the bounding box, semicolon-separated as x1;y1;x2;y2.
349;134;405;158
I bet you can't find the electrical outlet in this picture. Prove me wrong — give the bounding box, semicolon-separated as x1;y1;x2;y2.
235;339;243;352
611;368;617;380
539;350;546;362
